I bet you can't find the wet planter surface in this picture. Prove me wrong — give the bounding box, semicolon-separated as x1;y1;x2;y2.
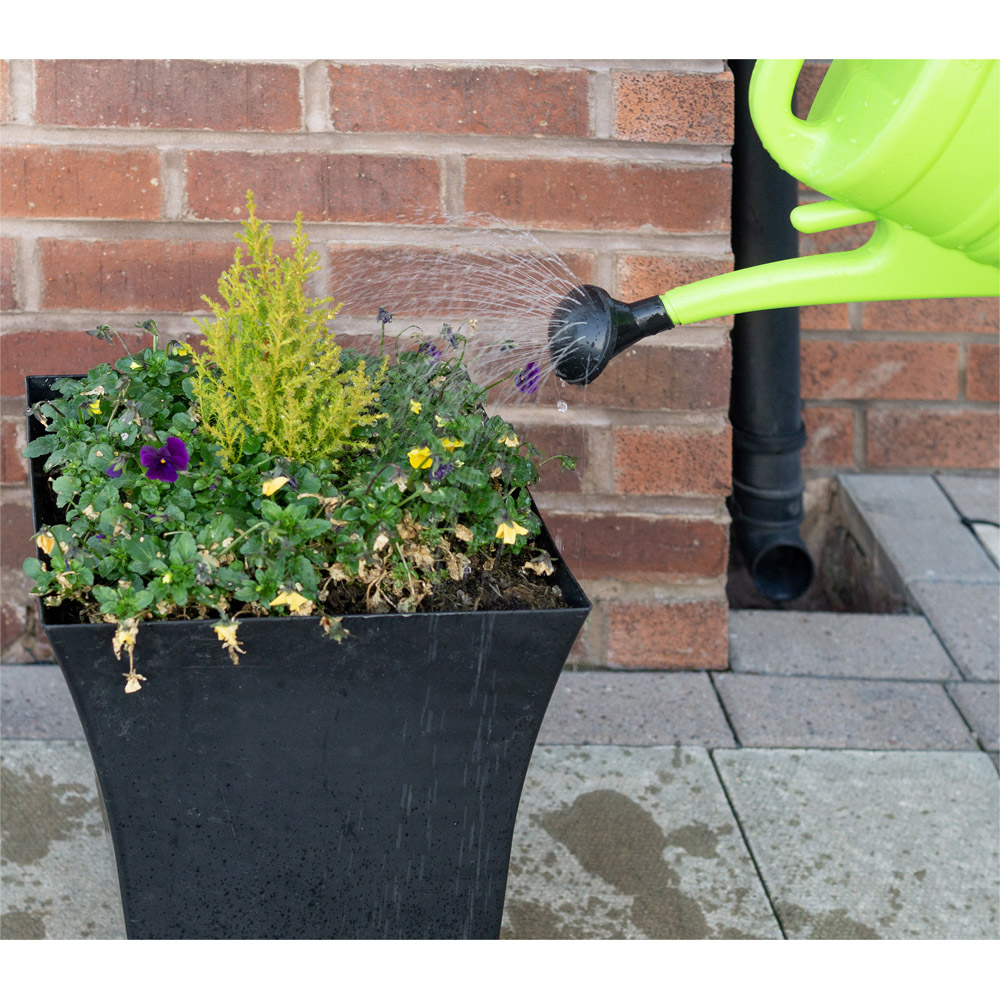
26;375;590;939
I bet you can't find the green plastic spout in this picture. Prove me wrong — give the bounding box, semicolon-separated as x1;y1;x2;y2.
660;205;1000;327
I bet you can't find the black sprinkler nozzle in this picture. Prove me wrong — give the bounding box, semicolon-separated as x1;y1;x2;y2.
548;285;675;385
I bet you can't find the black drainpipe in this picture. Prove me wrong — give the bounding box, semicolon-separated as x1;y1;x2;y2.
727;59;815;602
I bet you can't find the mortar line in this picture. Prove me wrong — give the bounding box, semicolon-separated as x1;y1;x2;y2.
707;748;787;939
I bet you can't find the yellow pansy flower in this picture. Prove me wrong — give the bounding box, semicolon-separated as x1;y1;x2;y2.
36;531;56;555
499;432;519;448
407;446;433;470
262;476;290;496
270;590;313;614
88;400;102;415
439;437;465;452
495;521;528;545
409;399;422;415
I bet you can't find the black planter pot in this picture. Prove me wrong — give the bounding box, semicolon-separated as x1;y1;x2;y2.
25;375;590;939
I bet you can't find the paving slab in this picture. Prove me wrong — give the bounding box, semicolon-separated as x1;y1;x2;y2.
946;682;1000;753
1;665;82;740
537;671;737;748
0;739;126;940
713;674;979;750
909;581;1000;683
729;610;959;680
839;474;998;585
935;473;1000;523
714;749;1000;939
501;745;781;939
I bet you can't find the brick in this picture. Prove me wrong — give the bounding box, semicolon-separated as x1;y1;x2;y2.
967;343;999;402
1;329;149;395
1;495;36;568
515;424;586;493
1;60;9;121
40;240;237;313
536;342;731;412
1;146;161;219
329;64;588;137
800;302;850;329
544;513;728;581
802;406;854;466
607;599;728;669
794;61;831;117
613;70;734;144
801;340;959;400
864;297;999;335
615;252;733;300
464;159;731;233
866;408;999;469
35;59;302;131
612;426;731;496
1;420;27;484
186;151;442;223
1;236;16;311
327;245;594;318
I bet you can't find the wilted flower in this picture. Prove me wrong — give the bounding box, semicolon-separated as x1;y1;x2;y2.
377;306;393;325
499;432;520;448
36;531;56;555
269;590;313;614
515;361;542;394
139;436;189;483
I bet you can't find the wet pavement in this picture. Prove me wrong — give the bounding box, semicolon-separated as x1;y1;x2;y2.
2;474;998;940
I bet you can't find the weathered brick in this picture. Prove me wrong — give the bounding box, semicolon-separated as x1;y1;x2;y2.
612;426;732;496
1;60;9;121
615;252;733;300
794;61;831;117
186;151;442;223
801;340;959;400
1;329;149;395
613;70;734;144
967;343;999;402
1;236;16;311
800;302;850;330
40;240;236;312
464;159;731;233
327;245;594;318
1;146;161;219
1;420;27;484
864;297;999;335
1;495;35;568
329;64;589;136
537;342;731;412
545;513;728;581
802;406;854;467
607;599;729;669
35;60;302;131
867;408;999;469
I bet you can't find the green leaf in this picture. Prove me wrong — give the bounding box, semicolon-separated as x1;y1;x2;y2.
22;436;57;459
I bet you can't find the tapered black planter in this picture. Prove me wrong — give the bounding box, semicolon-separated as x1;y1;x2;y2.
26;375;590;939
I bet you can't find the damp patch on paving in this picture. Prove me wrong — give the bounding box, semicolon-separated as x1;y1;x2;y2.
713;749;1000;940
501;745;782;939
0;740;125;940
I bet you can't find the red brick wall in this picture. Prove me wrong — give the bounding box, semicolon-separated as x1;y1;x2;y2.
0;59;736;668
2;59;996;668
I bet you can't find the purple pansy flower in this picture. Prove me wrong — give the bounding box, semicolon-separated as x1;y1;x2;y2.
139;436;189;484
377;306;393;325
515;361;542;394
417;343;443;365
431;462;455;483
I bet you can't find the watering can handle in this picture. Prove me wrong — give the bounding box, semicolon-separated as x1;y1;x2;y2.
748;59;823;172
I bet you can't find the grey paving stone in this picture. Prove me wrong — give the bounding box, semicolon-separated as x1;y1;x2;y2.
946;682;1000;752
839;474;998;585
714;749;1000;939
537;671;736;748
0;739;125;940
729;610;959;680
502;745;781;939
714;674;978;750
935;474;1000;524
909;581;1000;682
1;665;83;740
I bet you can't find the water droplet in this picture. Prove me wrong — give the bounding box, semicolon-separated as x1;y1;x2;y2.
556;401;568;413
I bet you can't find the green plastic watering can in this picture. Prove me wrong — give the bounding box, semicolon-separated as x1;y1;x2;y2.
550;58;1000;383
